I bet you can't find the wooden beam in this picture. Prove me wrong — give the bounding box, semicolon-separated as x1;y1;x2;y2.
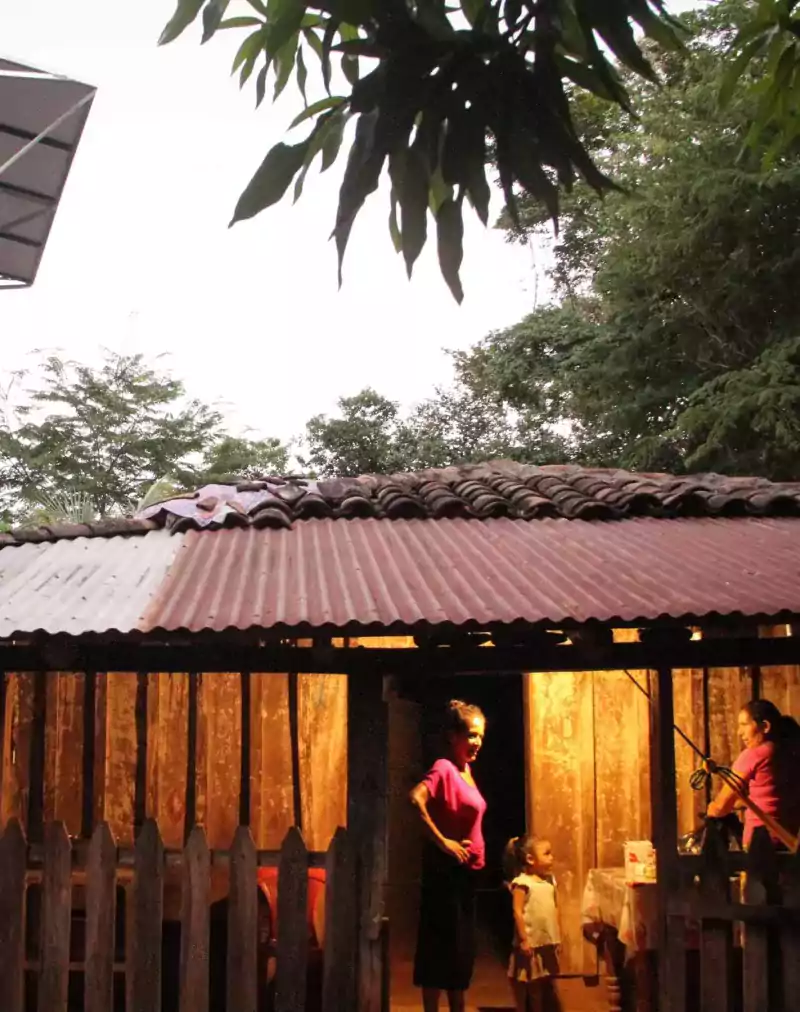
347;673;389;1012
649;666;685;1012
4;636;800;674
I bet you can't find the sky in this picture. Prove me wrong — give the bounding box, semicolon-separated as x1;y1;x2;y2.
1;1;551;448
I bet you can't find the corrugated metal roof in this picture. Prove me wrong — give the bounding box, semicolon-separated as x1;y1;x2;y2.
140;516;800;633
0;530;183;637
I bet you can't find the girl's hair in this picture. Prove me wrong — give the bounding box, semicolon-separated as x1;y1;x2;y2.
442;699;485;735
741;699;800;744
503;834;539;883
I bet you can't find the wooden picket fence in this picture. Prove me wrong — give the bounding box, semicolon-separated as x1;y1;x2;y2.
0;818;366;1012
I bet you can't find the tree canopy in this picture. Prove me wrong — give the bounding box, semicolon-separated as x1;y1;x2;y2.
455;0;800;478
0;352;289;525
159;0;799;301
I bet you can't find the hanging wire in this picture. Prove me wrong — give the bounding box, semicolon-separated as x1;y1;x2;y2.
620;670;740;793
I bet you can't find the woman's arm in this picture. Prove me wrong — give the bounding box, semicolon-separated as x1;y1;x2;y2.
409;781;469;863
512;885;531;955
706;782;738;819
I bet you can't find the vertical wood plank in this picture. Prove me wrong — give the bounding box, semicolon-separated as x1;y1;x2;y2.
179;825;210;1012
1;674;34;829
250;674;294;849
298;674;348;851
698;820;732;1012
289;672;302;832
92;672;109;831
82;671;97;839
134;672;148;835
28;670;47;842
185;673;199;845
275;826;309;1012
103;673;137;846
38;821;72;1012
741;861;768;1012
146;673;189;850
196;672;241;849
131;818;164;1012
347;673;389;1012
672;668;705;838
323;827;357;1012
85;822;117;1012
0;672;7;824
227;826;258;1012
240;672;252;827
524;670;597;974
649;667;685;1012
782;853;800;1012
0;819;27;1012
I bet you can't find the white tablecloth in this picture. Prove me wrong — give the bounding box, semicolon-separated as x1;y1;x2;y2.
580;867;658;960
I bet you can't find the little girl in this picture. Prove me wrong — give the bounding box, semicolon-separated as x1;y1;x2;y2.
503;835;562;1012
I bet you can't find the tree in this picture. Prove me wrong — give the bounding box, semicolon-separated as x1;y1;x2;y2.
199;434;290;481
299;384;570;475
455;0;800;478
159;0;688;301
0;351;289;523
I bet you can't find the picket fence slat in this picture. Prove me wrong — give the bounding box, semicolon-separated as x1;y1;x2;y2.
275;826;309;1012
699;828;732;1012
38;821;71;1012
131;819;164;1012
323;826;357;1012
782;856;800;1012
0;819;27;1012
85;822;117;1012
228;826;258;1012
179;825;210;1012
741;831;773;1012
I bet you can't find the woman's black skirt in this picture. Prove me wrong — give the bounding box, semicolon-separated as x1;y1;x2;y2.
413;845;477;991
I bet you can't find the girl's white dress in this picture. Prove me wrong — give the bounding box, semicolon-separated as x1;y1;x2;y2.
508;872;561;982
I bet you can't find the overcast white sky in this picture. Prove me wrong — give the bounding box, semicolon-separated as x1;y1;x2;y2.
1;1;555;447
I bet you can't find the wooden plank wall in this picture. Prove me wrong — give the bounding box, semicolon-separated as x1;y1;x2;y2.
524;627;800;977
0;672;347;858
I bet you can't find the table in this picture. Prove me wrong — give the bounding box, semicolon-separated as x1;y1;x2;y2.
581;868;658;1012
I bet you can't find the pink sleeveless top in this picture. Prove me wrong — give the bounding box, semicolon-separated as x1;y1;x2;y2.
423;758;487;869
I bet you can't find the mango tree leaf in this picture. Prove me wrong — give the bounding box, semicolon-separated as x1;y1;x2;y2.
303;25;325;61
334;108;382;284
290;95;347;128
202;0;231;43
159;0;206;45
436;198;464;303
218;16;264;30
459;0;483;26
233;27;269;75
388;188;402;252
274;33;300;99
321;107;349;169
398;147;430;277
245;0;269;13
230;140;311;224
255;61;270;106
342;54;360;84
321;19;340;94
297;45;308;104
719;35;768;107
293;108;346;202
331;0;374;26
266;0;307;60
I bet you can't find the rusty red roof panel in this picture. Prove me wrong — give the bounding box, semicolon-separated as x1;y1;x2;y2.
139;516;800;633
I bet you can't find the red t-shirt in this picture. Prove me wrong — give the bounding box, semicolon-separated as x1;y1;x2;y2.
732;741;800;847
423;757;487;869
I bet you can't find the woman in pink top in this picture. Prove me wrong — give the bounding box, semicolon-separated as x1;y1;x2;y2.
707;699;800;849
410;700;488;1012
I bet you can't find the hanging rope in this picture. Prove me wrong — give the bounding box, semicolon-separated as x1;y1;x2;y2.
621;669;799;853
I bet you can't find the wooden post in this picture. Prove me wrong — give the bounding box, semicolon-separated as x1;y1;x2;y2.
131;818;164;1012
134;672;148;834
698;819;732;1012
0;819;26;1012
38;821;72;1012
85;822;117;1012
782;852;800;1011
347;673;389;1012
323;826;357;1012
179;825;210;1012
275;826;309;1012
648;666;685;1012
239;671;252;827
227;826;258;1012
28;670;47;842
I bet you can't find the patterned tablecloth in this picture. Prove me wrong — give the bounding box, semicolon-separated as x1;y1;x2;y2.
581;868;658;960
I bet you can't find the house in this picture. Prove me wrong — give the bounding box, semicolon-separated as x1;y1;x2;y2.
1;461;799;1012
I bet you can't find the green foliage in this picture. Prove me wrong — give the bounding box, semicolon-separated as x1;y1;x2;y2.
462;0;800;478
159;0;687;300
0;352;290;522
299;385;570;476
199;434;290;481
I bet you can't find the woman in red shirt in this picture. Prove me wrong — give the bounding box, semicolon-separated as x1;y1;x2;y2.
707;698;800;849
410;700;488;1012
